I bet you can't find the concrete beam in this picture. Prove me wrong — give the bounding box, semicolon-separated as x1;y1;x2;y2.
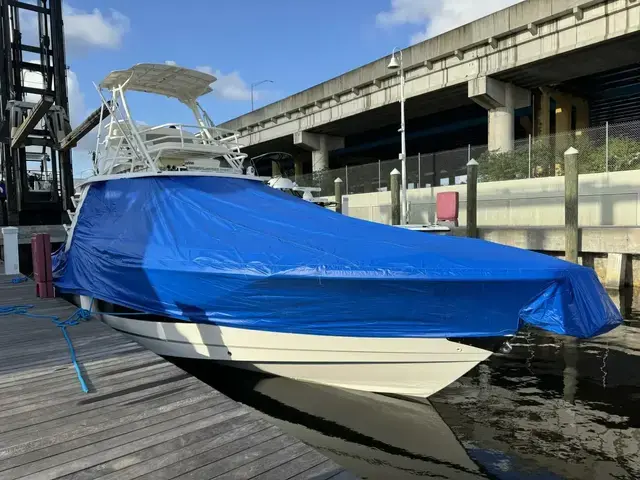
293;132;344;172
293;131;344;152
468;76;529;111
469;76;530;152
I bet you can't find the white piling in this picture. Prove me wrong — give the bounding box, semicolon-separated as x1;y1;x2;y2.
2;227;19;275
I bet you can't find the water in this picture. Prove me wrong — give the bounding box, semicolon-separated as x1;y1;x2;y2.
170;289;640;480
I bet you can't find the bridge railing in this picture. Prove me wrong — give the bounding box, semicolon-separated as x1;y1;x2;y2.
294;120;640;196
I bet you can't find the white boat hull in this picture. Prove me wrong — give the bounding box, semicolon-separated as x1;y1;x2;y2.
81;296;493;398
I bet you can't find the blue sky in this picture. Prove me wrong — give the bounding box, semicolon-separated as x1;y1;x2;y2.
50;0;521;174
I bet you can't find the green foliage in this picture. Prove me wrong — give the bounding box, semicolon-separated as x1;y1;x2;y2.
477;149;530;182
607;137;640;172
478;142;556;182
478;134;640;182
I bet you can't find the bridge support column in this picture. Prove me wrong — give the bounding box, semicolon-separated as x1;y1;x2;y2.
469;76;530;152
294;157;303;182
293;131;344;173
536;88;590;137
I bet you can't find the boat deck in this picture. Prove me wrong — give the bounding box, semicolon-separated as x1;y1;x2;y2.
0;272;356;480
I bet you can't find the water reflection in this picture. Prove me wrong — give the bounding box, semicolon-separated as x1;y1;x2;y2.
432;288;640;480
171;359;489;479
170;288;640;480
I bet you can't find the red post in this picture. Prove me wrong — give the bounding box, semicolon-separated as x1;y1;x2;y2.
31;233;54;298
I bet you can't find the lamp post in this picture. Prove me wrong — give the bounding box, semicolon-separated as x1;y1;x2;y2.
387;48;407;225
250;79;273;111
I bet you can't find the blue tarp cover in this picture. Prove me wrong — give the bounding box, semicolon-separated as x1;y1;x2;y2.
53;176;622;339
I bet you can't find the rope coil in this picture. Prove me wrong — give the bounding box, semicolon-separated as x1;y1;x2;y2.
0;299;94;393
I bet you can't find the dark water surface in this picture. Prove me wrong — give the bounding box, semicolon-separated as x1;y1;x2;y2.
171;289;640;480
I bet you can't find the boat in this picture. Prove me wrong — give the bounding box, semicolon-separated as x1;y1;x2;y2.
250;151;332;206
53;63;623;398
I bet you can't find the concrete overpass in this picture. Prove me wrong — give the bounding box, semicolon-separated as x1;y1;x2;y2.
220;0;640;176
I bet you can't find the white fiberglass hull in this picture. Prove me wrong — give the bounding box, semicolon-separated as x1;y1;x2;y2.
81;296;493;398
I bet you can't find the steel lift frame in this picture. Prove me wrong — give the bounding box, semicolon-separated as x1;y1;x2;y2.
0;0;73;226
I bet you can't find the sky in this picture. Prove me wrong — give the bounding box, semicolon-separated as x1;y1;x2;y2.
33;0;522;175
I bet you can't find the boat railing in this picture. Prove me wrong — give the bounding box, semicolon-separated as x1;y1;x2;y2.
97;121;248;175
137;124;243;151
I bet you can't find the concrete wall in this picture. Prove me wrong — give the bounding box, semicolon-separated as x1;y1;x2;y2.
446;226;640;287
343;170;640;227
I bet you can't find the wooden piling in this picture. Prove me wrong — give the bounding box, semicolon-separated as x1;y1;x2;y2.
334;177;343;214
564;147;579;263
390;169;401;225
466;159;478;238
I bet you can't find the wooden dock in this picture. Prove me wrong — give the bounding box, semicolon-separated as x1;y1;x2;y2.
0;274;356;480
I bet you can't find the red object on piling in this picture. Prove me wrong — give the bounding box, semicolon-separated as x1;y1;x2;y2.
31;233;54;298
436;192;459;226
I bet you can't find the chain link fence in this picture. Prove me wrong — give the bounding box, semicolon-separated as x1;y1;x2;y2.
294;120;640;195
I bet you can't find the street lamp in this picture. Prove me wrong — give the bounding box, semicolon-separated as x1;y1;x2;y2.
387;47;408;225
250;79;274;111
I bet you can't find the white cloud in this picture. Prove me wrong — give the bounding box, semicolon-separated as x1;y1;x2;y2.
63;3;130;51
196;66;257;102
165;60;177;66
20;3;130;54
65;70;87;127
377;0;523;44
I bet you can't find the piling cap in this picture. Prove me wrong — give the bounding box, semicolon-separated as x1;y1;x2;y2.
467;159;479;166
564;147;579;156
334;177;343;183
391;168;401;175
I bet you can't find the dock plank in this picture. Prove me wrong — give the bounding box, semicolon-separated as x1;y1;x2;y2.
251;450;329;480
60;417;267;480
287;460;352;480
0;273;355;479
135;426;286;480
212;442;313;480
0;396;230;467
171;430;298;480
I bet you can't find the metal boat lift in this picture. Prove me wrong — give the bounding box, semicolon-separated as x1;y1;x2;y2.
0;0;79;226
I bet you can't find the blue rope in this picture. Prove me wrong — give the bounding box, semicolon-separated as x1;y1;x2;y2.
0;299;94;393
11;276;28;284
